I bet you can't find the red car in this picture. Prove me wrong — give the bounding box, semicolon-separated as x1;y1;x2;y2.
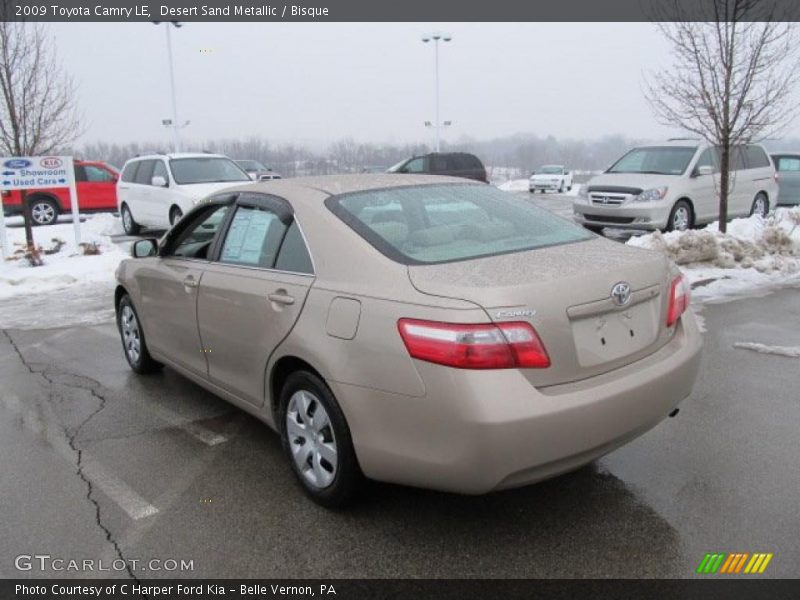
1;160;119;225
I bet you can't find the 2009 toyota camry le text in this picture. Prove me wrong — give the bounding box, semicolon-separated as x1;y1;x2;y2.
114;174;702;507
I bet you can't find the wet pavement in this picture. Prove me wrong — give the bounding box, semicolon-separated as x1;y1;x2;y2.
1;284;798;579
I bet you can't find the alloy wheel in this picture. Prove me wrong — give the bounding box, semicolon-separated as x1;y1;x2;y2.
673;206;690;231
31;202;55;225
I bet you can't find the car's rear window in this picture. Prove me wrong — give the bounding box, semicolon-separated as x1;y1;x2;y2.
326;183;592;265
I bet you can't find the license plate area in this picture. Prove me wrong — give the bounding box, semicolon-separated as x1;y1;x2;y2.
570;298;659;367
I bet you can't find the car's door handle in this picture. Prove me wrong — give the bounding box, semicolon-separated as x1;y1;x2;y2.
183;276;199;289
268;292;295;306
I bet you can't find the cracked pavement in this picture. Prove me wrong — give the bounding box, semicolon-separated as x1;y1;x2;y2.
0;286;798;578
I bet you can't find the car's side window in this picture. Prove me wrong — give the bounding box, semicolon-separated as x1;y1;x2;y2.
169;205;230;259
220;205;287;269
696;147;720;173
152;160;168;183
120;162;139;183
777;156;800;172
84;165;116;182
134;160;155;185
274;221;314;274
744;145;770;169
404;158;425;173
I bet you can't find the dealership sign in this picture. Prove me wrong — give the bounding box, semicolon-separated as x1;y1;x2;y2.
0;155;75;191
0;155;81;258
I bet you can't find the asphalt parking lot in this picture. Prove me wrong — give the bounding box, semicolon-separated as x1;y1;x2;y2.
1;278;798;578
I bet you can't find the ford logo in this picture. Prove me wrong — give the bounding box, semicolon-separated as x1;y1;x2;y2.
3;159;31;169
611;282;632;306
40;157;63;169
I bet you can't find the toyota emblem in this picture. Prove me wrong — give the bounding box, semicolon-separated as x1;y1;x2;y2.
611;282;631;306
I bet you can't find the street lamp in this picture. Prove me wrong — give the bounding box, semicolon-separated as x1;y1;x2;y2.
154;21;187;152
421;32;452;153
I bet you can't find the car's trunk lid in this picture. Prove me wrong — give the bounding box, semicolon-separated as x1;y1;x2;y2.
407;237;676;387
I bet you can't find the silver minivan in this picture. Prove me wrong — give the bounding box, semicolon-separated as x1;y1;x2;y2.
573;140;778;233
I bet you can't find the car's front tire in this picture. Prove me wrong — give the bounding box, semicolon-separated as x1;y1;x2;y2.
30;197;59;226
117;294;162;374
750;193;769;218
169;206;183;226
667;200;693;232
121;204;141;235
280;371;362;508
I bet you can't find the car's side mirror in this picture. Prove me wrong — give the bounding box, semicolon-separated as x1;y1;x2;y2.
151;175;168;187
132;238;158;258
696;165;714;177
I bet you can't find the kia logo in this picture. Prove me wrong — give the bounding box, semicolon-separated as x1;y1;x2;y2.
611;282;631;306
3;159;31;169
40;157;63;169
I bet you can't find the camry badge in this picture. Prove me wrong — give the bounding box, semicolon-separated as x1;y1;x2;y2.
611;282;632;306
495;309;536;319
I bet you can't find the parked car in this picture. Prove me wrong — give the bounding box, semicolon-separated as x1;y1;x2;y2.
573;140;778;234
117;153;251;234
235;160;282;181
529;165;573;193
388;152;488;182
115;174;701;507
770;153;800;206
1;160;119;226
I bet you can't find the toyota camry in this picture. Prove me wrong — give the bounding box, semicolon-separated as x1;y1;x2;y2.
115;175;702;507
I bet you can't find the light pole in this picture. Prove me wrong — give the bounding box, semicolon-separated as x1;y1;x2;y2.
154;21;187;152
421;32;451;153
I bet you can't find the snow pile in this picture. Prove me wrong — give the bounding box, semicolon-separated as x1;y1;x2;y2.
733;342;800;358
0;214;126;302
628;207;800;303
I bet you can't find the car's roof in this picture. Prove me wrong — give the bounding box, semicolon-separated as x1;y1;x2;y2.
213;173;478;198
127;152;228;161
770;151;800;156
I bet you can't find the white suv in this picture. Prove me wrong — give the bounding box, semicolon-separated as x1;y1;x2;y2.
529;165;572;193
572;140;778;233
117;153;251;234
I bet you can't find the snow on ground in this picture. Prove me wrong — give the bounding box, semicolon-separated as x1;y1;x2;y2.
627;207;800;304
0;214;127;329
733;342;800;358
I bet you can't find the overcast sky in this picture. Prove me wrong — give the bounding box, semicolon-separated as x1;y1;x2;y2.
50;22;800;148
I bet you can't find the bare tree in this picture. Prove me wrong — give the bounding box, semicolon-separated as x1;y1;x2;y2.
0;21;82;253
645;0;800;232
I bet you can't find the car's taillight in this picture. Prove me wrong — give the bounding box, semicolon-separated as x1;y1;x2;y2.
397;318;550;369
667;274;690;327
1;190;9;197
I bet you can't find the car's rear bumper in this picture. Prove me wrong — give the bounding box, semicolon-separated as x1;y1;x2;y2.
335;313;702;494
572;198;671;230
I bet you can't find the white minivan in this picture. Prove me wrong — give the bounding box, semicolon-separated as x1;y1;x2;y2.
117;153;251;234
572;140;778;233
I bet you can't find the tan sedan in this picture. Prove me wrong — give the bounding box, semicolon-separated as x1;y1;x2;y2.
115;175;702;507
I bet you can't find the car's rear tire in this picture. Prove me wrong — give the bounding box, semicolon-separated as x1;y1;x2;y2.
279;371;362;508
750;193;769;218
29;197;59;226
667;200;693;232
121;204;141;235
117;294;162;374
169;206;183;226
